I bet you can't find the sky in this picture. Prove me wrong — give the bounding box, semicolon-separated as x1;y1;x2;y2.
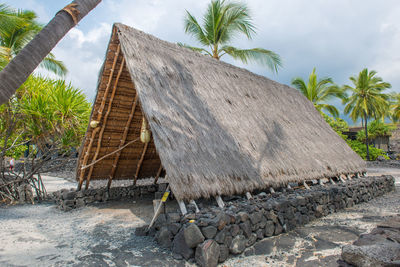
6;0;400;125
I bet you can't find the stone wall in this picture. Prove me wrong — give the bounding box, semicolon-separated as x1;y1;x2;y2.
52;183;168;211
150;176;395;267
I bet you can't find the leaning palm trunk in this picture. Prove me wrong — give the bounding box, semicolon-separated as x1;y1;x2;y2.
0;0;101;104
364;111;370;161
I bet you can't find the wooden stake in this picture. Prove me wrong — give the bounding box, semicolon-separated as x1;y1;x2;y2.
347;174;352;180
329;178;336;185
339;175;346;183
108;91;139;189
78;45;121;190
154;164;163;184
269;187;275;193
245;192;253;200
86;57;126;189
215;195;225;208
303;181;310;190
287;183;292;189
356;173;360;178
319;179;324;186
190;200;200;213
178;200;187;215
134;141;149;185
147;185;170;231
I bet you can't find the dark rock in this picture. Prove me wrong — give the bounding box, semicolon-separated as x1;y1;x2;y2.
215;229;227;244
239;221;252;238
172;229;194;260
184;224;205;248
274;223;283;235
247;233;257;247
253;239;274;255
342;242;400;267
249;211;263;224
256;229;264;240
195;240;220;267
219;244;229;263
264;221;275;237
167;213;181;223
168;223;181;235
229;235;246;254
63;191;76;200
155;227;172;248
201;226;218;239
230;224;240;236
265;210;278;223
224;235;233;248
237;212;249;222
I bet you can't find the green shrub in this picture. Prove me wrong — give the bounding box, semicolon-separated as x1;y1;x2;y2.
356;120;395;142
346;139;388;160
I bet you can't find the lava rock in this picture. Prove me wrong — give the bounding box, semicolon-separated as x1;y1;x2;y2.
155;226;172;248
229;235;246;254
172;229;194;260
184;224;205;248
201;226;218;239
195;240;220;267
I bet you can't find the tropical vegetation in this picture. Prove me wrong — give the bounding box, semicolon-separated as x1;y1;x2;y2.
180;0;281;72
292;68;344;117
0;4;66;75
343;68;391;160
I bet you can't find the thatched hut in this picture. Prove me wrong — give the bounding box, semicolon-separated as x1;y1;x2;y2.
76;23;365;201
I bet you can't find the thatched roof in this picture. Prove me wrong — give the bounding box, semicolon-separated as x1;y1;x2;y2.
76;23;365;200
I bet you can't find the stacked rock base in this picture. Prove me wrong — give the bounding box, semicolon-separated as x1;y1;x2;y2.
151;176;395;266
52;183;168;211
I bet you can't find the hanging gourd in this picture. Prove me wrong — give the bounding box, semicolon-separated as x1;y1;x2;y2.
90;120;99;128
140;116;151;143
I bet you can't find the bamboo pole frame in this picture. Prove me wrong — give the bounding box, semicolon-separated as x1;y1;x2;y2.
133;141;149;185
154;164;163;184
85;56;125;189
107;91;139;189
78;44;121;190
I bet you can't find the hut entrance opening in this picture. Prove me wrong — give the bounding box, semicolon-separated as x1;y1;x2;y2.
76;30;164;190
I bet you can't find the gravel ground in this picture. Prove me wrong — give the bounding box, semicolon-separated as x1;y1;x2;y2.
0;166;399;267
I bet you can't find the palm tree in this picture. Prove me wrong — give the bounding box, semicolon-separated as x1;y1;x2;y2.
0;0;101;105
291;68;343;117
343;68;391;160
181;0;281;72
388;93;400;123
0;5;66;75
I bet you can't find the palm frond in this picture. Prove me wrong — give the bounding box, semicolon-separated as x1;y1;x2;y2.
39;53;67;76
184;11;210;46
221;46;281;72
177;42;213;56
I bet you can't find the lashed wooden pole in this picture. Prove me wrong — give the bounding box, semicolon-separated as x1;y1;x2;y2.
78;43;120;190
134;141;149;185
107;90;139;189
85;57;125;189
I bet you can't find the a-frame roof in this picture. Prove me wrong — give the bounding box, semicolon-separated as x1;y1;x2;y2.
77;23;365;200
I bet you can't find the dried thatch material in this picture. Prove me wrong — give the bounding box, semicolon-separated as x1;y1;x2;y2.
76;23;365;200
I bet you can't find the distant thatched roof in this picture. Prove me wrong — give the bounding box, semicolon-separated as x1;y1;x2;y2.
76;23;365;200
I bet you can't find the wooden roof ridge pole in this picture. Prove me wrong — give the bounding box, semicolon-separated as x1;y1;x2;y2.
85;56;126;190
77;43;120;190
134;140;149;185
154;164;163;184
107;91;139;189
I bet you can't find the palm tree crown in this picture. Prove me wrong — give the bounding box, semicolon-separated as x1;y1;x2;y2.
291;68;343;117
343;68;391;160
0;4;66;75
343;68;391;122
181;0;281;73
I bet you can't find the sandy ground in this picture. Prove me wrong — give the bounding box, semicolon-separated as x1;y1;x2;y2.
0;167;399;267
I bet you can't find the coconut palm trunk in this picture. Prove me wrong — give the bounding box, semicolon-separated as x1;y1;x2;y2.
0;0;101;104
364;111;370;161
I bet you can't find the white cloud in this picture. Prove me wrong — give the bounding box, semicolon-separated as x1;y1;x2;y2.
68;23;111;48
